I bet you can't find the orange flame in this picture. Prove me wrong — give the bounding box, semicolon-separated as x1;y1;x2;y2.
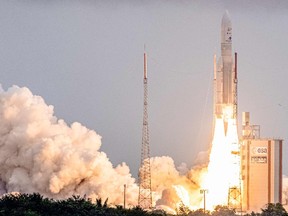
173;185;191;209
201;107;240;210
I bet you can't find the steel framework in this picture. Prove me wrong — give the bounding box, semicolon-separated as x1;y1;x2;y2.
138;51;152;209
228;52;242;212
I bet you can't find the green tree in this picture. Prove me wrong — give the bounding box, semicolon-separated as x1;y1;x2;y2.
211;205;236;216
250;211;261;216
261;203;288;216
96;197;108;208
188;208;210;216
176;201;191;215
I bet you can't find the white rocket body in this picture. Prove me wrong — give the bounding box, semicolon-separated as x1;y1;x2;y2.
204;12;241;209
214;11;237;123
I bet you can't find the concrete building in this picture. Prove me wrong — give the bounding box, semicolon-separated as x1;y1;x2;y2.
241;112;283;212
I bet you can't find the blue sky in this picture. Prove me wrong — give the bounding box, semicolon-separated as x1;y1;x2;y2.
0;0;287;177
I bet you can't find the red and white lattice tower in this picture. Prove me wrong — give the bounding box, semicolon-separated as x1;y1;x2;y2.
138;51;152;209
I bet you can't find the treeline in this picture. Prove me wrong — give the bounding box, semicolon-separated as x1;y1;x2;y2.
0;193;155;216
176;203;288;216
0;193;286;216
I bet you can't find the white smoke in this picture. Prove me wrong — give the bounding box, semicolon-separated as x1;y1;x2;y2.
193;150;209;165
0;85;138;205
283;175;288;208
0;85;208;211
151;156;207;210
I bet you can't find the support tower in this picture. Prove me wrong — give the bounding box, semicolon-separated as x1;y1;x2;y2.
138;51;152;209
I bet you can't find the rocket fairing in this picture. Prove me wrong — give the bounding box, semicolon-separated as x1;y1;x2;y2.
214;11;237;120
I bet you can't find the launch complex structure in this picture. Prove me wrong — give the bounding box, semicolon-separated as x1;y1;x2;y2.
211;11;283;213
137;11;283;213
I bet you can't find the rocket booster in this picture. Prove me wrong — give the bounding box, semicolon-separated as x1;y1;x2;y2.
215;11;237;119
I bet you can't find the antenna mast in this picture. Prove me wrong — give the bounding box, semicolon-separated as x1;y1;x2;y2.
138;50;152;209
228;52;242;213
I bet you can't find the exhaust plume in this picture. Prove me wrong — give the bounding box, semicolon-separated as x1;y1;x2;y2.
0;85;208;211
151;156;207;211
0;85;138;205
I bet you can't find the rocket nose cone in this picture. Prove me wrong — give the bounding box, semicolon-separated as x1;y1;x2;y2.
222;10;231;26
221;10;232;43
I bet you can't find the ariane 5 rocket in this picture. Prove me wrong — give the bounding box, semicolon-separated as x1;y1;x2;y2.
214;11;238;125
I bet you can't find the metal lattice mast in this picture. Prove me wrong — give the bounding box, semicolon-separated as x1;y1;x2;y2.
233;52;238;120
228;52;242;212
138;51;152;209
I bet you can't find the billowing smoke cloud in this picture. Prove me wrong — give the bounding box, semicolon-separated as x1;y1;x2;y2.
0;85;207;211
0;85;138;205
151;156;207;210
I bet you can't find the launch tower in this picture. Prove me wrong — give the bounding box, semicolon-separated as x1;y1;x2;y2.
138;51;152;209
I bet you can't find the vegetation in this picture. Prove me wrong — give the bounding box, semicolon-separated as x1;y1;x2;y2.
0;193;163;216
0;193;286;216
182;203;288;216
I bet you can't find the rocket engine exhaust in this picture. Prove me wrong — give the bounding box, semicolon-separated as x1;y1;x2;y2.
201;11;241;210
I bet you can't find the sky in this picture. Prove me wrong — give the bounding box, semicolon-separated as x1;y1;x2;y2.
0;0;287;177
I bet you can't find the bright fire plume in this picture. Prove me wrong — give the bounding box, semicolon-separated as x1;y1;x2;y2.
173;185;191;209
201;107;241;210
